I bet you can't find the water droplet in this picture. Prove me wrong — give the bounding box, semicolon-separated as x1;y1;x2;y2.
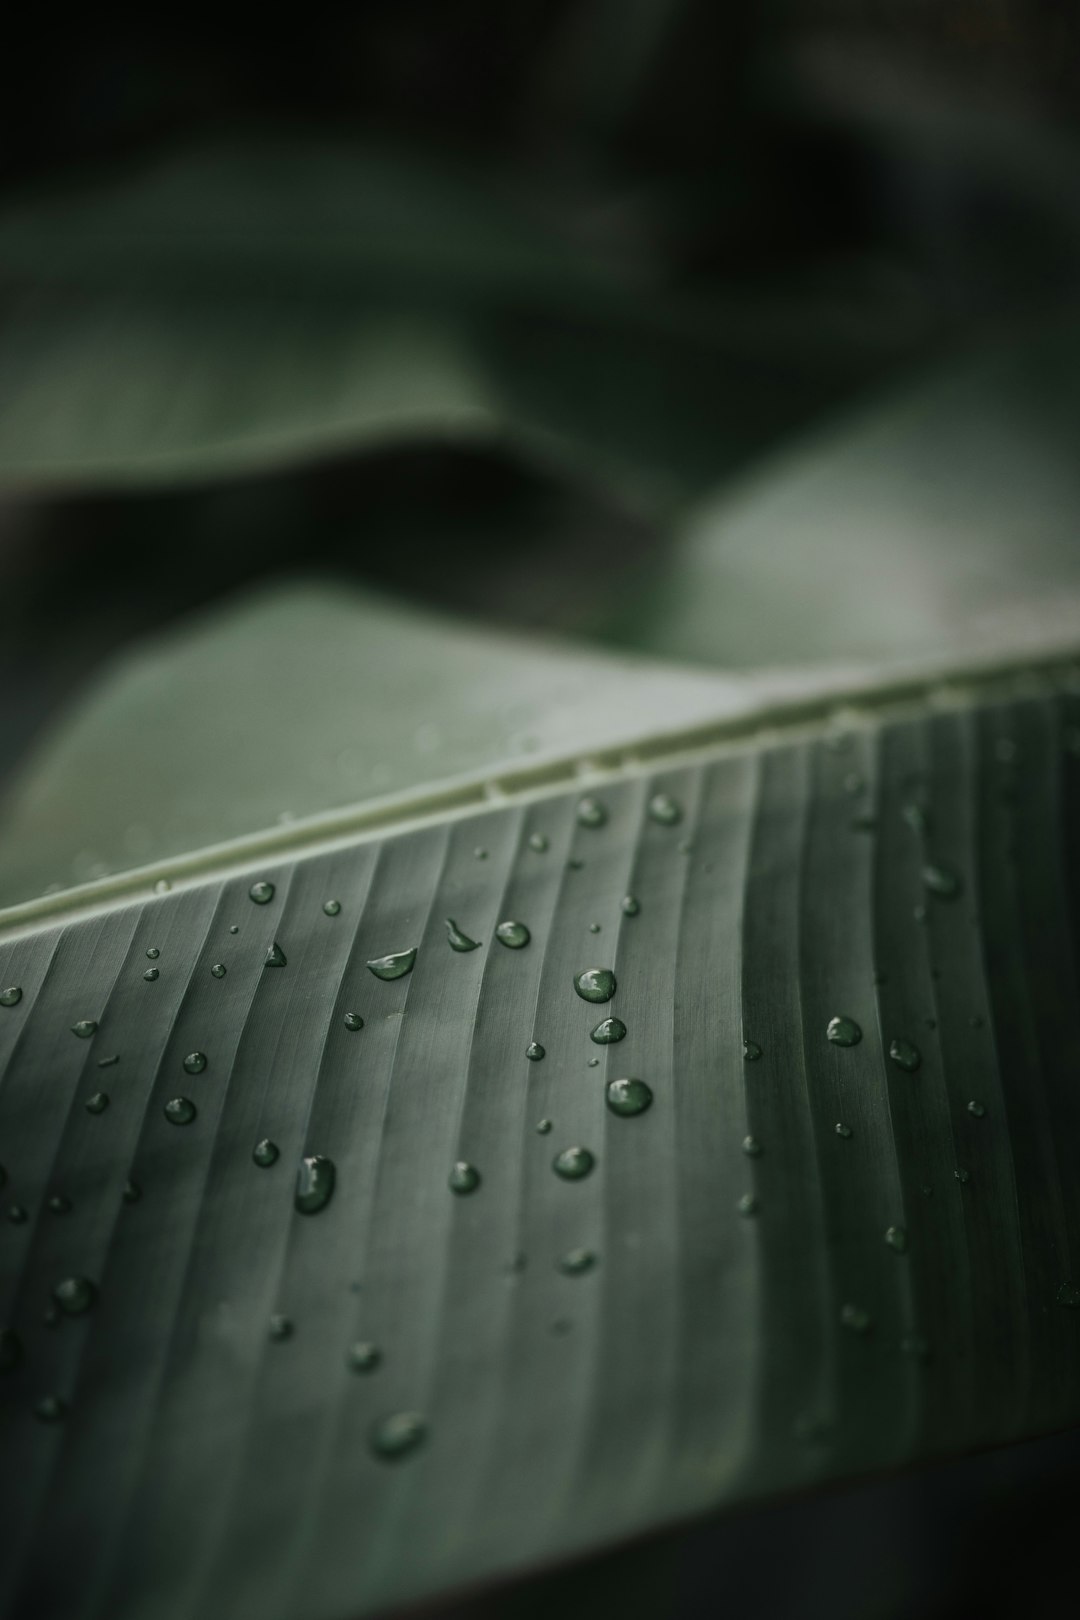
85;1092;109;1115
347;1341;381;1373
295;1155;335;1214
123;1179;141;1204
742;1039;762;1061
621;894;640;917
901;1334;931;1361
553;1146;595;1180
145;948;160;959
253;1139;280;1167
265;941;287;968
0;986;22;1007
8;1204;27;1224
826;1016;861;1047
53;1276;97;1316
587;1056;599;1067
153;879;172;895
143;967;159;982
967;1100;986;1118
954;1168;971;1185
0;1328;21;1374
474;847;488;860
573;967;616;1003
48;1195;72;1215
576;796;608;829
588;922;601;934
323;900;341;917
528;832;549;853
591;1017;627;1045
536;1118;552;1134
449;1161;481;1195
164;1097;197;1126
606;1078;653;1117
210;963;227;979
738;1193;760;1218
183;1052;207;1075
526;1042;545;1061
1056;1283;1080;1308
648;792;682;826
446;918;481;952
840;1304;871;1334
97;1054;118;1068
559;1248;596;1275
567;857;584;871
268;1314;293;1342
71;1020;98;1039
902;802;930;836
367;948;417;981
229;925;239;935
343;1012;365;1032
888;1038;921;1072
885;1226;908;1254
923;861;962;900
35;1395;67;1424
249;881;275;905
370;1411;426;1460
495;920;530;949
835;1122;852;1139
743;1135;764;1158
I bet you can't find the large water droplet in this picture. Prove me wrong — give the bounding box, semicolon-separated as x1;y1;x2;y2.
621;894;640;917
53;1276;97;1316
370;1411;426;1460
71;1020;98;1039
323;900;341;917
826;1015;861;1047
35;1395;67;1424
295;1155;335;1214
143;968;159;982
249;881;275;905
840;1304;871;1334
742;1039;762;1061
888;1038;921;1072
446;918;481;952
268;1315;293;1342
343;1012;365;1031
146;947;160;959
264;941;287;967
0;1328;21;1374
526;1042;545;1061
553;1146;595;1180
85;1092;109;1115
528;832;549;853
605;1077;653;1117
449;1161;481;1195
253;1139;279;1167
164;1097;197;1126
559;1248;596;1275
183;1052;207;1075
591;1017;626;1044
348;1341;381;1373
495;920;530;949
0;987;22;1007
576;796;607;829
573;967;616;1003
923;862;962;900
210;963;227;979
648;792;682;826
885;1226;908;1254
367;948;417;981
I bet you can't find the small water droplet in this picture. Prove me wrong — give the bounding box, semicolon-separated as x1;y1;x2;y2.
567;857;584;871
1056;1283;1080;1308
164;1097;197;1126
264;941;287;967
954;1167;971;1185
35;1395;67;1424
588;922;601;934
526;1042;546;1061
449;1161;481;1195
576;796;608;828
343;1012;365;1032
967;1100;986;1118
53;1276;97;1315
123;1179;141;1204
888;1038;921;1072
559;1248;596;1275
295;1155;335;1214
145;948;160;959
884;1226;908;1254
0;1328;21;1374
85;1092;109;1115
741;1135;762;1157
143;967;159;982
268;1314;293;1342
648;792;682;826
902;802;930;836
153;879;172;895
8;1205;28;1224
97;1055;118;1068
249;881;275;905
367;948;417;980
473;847;488;860
840;1304;871;1334
446;918;481;952
901;1334;931;1361
553;1146;595;1180
606;1078;653;1117
253;1139;279;1167
48;1195;72;1215
835;1122;852;1139
347;1341;381;1372
71;1020;98;1039
573;967;616;1003
591;1017;626;1045
826;1015;861;1047
923;862;962;900
621;894;640;917
210;963;227;979
370;1411;426;1460
742;1039;762;1061
0;987;22;1007
323;900;341;917
536;1118;552;1134
495;920;530;949
183;1052;207;1075
229;925;239;935
528;832;549;853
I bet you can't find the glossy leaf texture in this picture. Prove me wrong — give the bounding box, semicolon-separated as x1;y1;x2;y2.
2;663;1080;1620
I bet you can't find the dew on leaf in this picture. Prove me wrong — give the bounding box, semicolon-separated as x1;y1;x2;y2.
446;918;481;952
367;949;417;981
553;1146;595;1180
53;1277;97;1316
249;881;275;905
606;1078;653;1117
323;900;341;917
884;1226;908;1254
85;1093;109;1115
888;1038;921;1073
923;862;962;900
164;1097;197;1126
573;967;616;1003
743;1039;762;1061
648;792;682;826
826;1016;861;1047
621;895;640;917
253;1139;280;1167
348;1341;381;1372
183;1052;207;1075
143;968;159;982
295;1155;336;1214
71;1020;98;1039
0;987;22;1007
559;1248;596;1275
526;1042;545;1061
370;1411;426;1460
591;1017;626;1044
265;941;287;967
576;796;607;829
495;920;530;949
449;1162;481;1195
210;963;227;979
268;1315;293;1342
343;1012;365;1032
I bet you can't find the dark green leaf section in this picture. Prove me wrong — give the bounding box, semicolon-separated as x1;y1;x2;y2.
2;682;1080;1619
